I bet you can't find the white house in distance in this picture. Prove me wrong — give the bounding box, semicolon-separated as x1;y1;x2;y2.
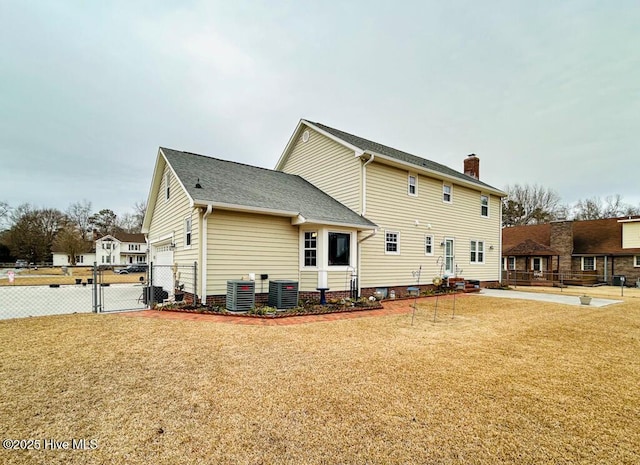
52;232;147;266
142;119;506;305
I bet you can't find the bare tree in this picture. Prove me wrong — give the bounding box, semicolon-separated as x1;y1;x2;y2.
133;201;146;232
6;204;65;262
0;201;10;230
66;200;93;240
502;184;564;226
53;224;91;265
117;212;138;233
573;194;640;220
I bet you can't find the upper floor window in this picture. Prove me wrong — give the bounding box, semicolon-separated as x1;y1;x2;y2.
328;232;350;266
304;231;317;267
185;217;192;247
165;173;170;201
481;195;489;217
385;231;400;254
408;174;417;196
425;235;434;256
581;256;595;271
443;184;452;203
470;240;484;263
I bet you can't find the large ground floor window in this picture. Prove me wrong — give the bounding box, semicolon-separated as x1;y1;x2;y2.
328;232;350;266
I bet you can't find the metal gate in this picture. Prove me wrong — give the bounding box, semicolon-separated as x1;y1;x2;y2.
92;263;148;313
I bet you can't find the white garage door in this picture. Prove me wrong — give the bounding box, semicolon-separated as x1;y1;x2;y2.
153;245;174;296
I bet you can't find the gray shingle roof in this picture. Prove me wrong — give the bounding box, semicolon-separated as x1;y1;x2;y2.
310;121;500;192
161;148;376;229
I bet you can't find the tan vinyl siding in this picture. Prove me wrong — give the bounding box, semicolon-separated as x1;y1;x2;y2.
281;128;361;213
300;271;354;293
622;222;640;248
299;270;317;292
148;163;199;290
360;162;502;287
206;211;299;295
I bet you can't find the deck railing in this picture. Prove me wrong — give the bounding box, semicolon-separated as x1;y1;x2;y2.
502;270;601;286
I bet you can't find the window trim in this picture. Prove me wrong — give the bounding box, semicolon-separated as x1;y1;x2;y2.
328;231;351;267
507;256;515;270
480;194;489;217
425;234;434;256
303;231;318;268
634;255;640;267
184;216;192;248
408;174;418;196
384;230;400;255
443;183;452;203
581;256;596;271
470;240;485;264
531;257;543;271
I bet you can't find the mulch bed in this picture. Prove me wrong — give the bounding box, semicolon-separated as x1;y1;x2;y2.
156;302;385;318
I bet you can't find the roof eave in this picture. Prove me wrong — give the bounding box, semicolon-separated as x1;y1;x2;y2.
298;218;378;230
192;200;299;218
191;200;376;230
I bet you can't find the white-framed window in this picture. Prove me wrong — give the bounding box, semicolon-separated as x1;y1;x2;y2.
581;256;596;271
507;256;515;270
184;217;192;248
408;174;417;196
425;235;434;256
635;256;640;267
165;173;170;201
137;256;145;263
481;195;489;217
443;184;452;203
531;257;543;271
304;231;317;267
75;255;84;264
470;240;484;263
385;231;400;254
328;232;351;266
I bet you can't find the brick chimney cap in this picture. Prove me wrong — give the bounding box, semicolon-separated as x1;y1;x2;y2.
468;153;477;157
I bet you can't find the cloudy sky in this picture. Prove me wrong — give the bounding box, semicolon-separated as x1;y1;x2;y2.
1;0;638;217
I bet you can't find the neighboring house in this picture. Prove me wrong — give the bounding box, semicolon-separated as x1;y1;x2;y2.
502;217;640;286
52;244;96;267
142;119;505;304
52;233;147;267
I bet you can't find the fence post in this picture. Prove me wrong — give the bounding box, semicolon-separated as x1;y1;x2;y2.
92;263;98;313
149;262;154;307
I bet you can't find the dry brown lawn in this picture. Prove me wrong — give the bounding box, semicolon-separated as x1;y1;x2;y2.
1;293;639;464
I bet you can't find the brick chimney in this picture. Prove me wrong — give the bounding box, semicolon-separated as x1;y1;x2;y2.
464;154;479;179
550;220;573;273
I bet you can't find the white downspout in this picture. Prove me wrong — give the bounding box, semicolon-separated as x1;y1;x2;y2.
361;154;374;216
357;229;378;297
201;205;213;305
